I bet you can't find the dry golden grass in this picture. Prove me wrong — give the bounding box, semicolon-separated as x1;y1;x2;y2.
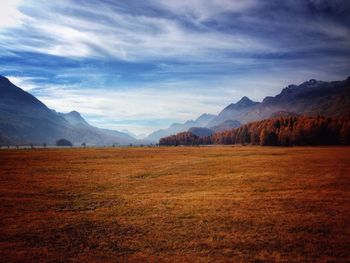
0;146;349;262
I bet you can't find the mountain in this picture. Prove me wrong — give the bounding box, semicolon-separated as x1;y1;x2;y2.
58;111;89;126
239;77;350;123
59;111;138;145
3;75;349;145
0;76;138;145
146;113;216;141
208;77;350;129
0;76;73;145
208;96;259;127
156;76;350;142
195;113;217;126
146;97;256;142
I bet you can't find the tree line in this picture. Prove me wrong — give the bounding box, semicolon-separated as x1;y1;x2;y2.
159;116;350;146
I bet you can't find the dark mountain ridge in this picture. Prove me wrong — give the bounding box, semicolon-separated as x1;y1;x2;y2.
224;96;259;110
209;76;350;127
247;77;350;122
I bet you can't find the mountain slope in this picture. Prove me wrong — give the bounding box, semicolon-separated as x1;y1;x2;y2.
208;77;350;128
240;77;350;123
151;76;350;142
58;111;90;126
0;76;137;145
0;76;73;144
208;96;259;127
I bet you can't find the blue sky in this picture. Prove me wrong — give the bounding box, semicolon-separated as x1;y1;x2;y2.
0;0;350;135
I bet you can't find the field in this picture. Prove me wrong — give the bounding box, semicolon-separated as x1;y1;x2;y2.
0;146;349;262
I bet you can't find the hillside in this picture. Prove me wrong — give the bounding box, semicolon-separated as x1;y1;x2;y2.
209;96;259;126
214;77;350;125
0;76;138;145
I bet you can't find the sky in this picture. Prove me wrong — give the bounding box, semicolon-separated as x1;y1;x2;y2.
0;0;350;136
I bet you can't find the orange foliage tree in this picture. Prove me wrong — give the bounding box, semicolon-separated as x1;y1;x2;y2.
159;116;350;146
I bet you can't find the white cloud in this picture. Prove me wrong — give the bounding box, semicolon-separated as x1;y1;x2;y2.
0;0;24;29
151;0;258;22
0;0;270;61
2;0;347;62
6;75;39;91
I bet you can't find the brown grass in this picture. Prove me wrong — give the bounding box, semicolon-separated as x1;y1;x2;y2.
0;146;349;262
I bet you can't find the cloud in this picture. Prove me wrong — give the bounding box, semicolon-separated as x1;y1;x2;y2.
150;0;259;23
0;0;272;61
1;0;350;135
6;75;40;91
1;0;349;62
0;0;24;29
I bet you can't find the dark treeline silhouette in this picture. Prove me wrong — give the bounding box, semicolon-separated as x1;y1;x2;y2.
56;138;73;147
159;116;350;146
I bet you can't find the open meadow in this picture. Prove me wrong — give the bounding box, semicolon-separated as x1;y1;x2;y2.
0;146;349;262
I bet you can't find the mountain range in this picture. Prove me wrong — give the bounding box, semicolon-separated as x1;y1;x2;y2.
148;77;350;141
1;75;349;145
0;76;139;146
222;78;350;124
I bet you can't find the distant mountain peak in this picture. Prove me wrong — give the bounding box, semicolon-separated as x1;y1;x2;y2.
67;110;82;117
236;96;255;106
59;110;89;126
208;96;259;127
300;79;322;87
195;113;216;122
224;96;258;110
197;113;214;118
280;84;299;95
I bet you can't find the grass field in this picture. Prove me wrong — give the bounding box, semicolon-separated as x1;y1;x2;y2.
0;146;349;262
